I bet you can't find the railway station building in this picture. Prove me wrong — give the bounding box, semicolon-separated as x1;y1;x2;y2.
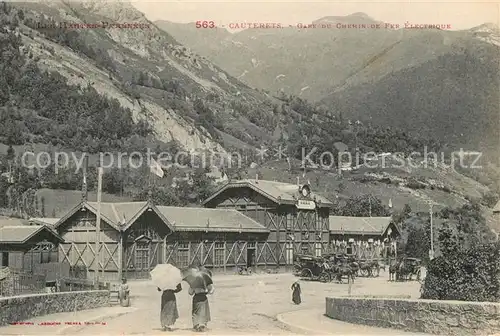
202;178;334;266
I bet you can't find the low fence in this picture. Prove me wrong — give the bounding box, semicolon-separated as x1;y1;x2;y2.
0;270;46;297
32;262;70;282
57;278;110;291
325;297;500;335
0;290;110;326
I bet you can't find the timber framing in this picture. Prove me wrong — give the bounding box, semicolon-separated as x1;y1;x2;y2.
52;201;270;281
203;179;334;266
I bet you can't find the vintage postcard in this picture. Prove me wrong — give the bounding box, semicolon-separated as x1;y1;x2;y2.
0;0;499;335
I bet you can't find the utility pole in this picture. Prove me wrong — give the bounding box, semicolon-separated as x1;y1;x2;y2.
429;201;434;260
95;166;103;288
368;194;372;217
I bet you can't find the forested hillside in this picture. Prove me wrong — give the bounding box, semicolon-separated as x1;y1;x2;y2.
0;1;498;228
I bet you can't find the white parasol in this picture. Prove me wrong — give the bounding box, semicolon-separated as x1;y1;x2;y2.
150;264;182;291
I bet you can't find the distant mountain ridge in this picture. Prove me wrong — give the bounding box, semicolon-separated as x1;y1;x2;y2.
6;0;296;153
156;13;500;155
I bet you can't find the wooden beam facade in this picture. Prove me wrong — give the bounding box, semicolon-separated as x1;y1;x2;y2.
54;205;270;281
204;186;331;266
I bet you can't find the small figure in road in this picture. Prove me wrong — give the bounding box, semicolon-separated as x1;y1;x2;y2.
189;284;214;332
291;280;301;305
158;283;182;331
120;278;130;307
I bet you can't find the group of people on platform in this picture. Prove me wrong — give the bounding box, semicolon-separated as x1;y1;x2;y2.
157;267;214;332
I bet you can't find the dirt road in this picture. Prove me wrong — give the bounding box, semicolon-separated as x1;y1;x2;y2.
66;272;420;335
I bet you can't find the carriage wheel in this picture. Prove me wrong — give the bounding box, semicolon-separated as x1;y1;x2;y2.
300;269;313;279
319;272;330;283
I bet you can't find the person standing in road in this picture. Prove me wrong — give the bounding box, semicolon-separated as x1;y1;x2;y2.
120;278;130;307
189;284;214;332
291;280;301;305
158;283;182;331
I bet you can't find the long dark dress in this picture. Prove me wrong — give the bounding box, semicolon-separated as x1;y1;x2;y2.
192;293;211;328
291;282;301;304
158;284;182;328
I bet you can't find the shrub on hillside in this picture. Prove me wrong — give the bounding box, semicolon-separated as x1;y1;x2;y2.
421;221;500;302
421;242;500;302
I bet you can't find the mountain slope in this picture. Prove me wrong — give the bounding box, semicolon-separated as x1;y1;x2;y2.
9;0;287;153
157;14;474;101
1;3;498;227
159;14;500;155
321;37;500;154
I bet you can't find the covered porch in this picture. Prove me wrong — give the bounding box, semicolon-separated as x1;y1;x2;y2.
0;224;65;295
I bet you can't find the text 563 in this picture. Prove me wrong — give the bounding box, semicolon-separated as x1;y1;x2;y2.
196;21;216;28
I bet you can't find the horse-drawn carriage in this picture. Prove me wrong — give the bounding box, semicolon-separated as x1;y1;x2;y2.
389;257;421;281
293;254;357;284
293;255;331;283
357;259;383;277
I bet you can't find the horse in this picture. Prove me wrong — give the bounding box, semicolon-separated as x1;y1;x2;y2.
358;261;373;277
389;260;399;281
333;264;355;284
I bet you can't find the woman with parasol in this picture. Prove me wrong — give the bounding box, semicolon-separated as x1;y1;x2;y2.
150;264;183;331
157;283;182;331
184;265;214;332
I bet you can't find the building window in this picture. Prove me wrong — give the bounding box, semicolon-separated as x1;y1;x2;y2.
214;242;224;266
286;214;294;231
285;242;294;265
135;243;150;270
301;232;309;240
177;242;189;267
38;243;56;263
316;215;323;231
2;252;8;267
40;251;50;263
315;243;322;257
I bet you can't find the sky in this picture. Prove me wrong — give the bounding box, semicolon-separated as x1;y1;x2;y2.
131;0;500;31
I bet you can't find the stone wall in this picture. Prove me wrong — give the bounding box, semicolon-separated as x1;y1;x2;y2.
0;291;109;326
326;297;500;335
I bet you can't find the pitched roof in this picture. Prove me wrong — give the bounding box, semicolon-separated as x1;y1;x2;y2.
29;218;60;226
0;225;63;244
0;218;30;228
329;216;395;235
86;201;151;229
202;179;333;207
155;206;269;233
53;201;155;231
493;200;500;213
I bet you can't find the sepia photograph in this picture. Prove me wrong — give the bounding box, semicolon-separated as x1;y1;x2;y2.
0;0;499;334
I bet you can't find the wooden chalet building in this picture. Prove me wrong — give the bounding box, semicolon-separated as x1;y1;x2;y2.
202;179;334;266
0;219;63;272
50;201;269;281
329;216;400;258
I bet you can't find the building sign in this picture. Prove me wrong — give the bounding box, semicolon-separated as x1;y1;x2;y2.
296;199;316;210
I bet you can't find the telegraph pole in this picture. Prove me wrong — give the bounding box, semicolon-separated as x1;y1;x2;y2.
95;166;103;288
429;201;434;260
368;194;372;217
